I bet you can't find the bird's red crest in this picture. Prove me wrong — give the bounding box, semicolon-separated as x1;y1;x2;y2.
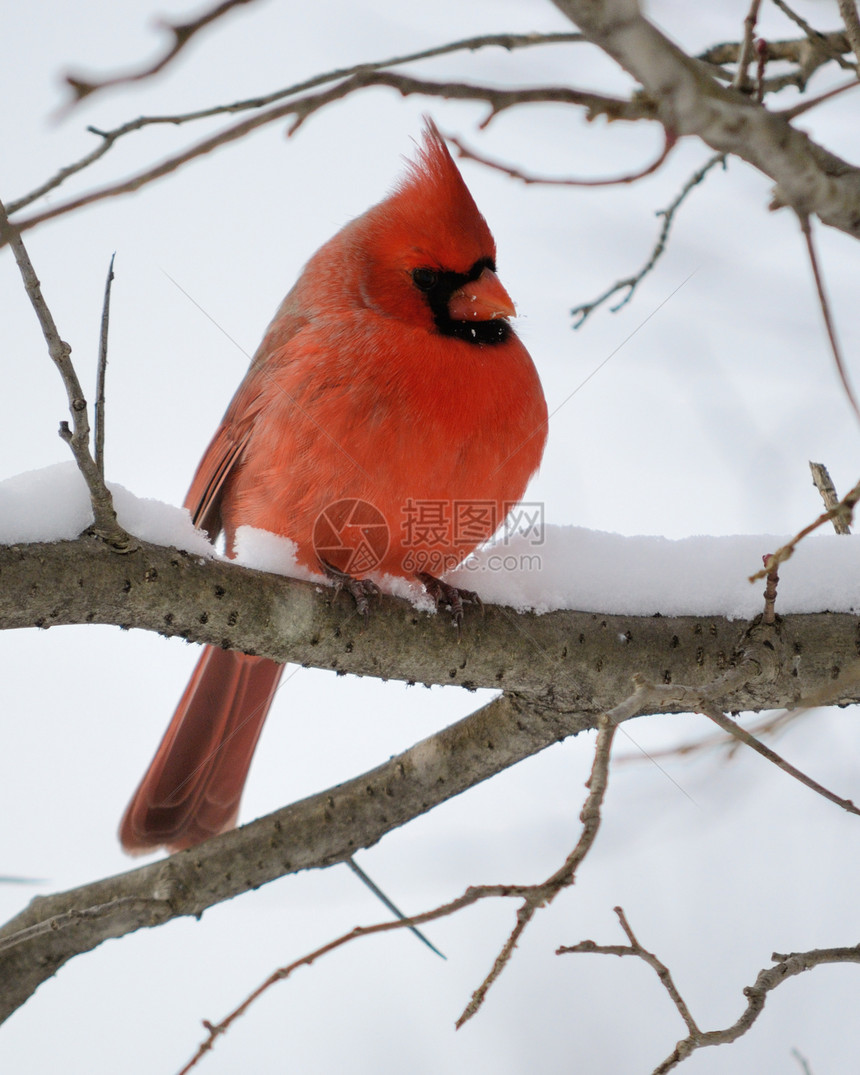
381;120;497;275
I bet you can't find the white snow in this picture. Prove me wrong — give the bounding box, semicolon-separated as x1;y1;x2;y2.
2;463;857;619
0;462;213;556
450;526;860;618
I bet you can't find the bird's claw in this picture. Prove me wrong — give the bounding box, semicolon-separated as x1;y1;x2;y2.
320;559;380;617
417;572;482;635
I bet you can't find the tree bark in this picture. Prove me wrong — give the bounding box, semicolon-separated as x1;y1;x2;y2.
552;0;860;237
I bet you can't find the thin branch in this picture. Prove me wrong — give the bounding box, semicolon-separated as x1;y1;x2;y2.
571;153;726;327
94;253;115;480
456;712;616;1028
558;912;860;1074
446;127;676;188
7;33;588;216
760;554;779;625
558;906;700;1035
7;72;646;239
63;0;260;105
798;210;860;425
615;659;860;765
754;36;768;103
619;665;860;817
751;474;860;580
733;0;763;91
791;209;860;423
697;700;860;815
0;199;130;549
770;0;858;72
177;713;618;1070
809;461;851;533
837;0;860;66
777;77;860;121
176;878;533;1074
698;32;852;93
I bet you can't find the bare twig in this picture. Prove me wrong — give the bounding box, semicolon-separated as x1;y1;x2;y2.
63;26;584;107
770;0;858;72
7;72;646;240
760;553;779;624
799;212;860;421
616;657;860;765
837;0;860;66
7;32;588;217
0;199;130;549
777;77;860;121
698;32;852;92
446;128;676;187
751;474;860;580
558;911;860;1074
176;714;618;1071
175;883;515;1074
572;153;726;327
697;700;860;816
558;906;700;1035
455;712;617;1027
618;667;860;818
809;461;851;533
754;36;768;102
733;0;763;91
64;0;260;105
94;253;115;480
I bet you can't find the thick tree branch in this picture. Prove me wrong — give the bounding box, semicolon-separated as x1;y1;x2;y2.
551;0;860;238
0;691;602;1023
4;535;860;710
4;529;860;1019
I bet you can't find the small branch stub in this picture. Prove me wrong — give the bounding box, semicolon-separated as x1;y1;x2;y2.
761;553;779;624
809;460;852;533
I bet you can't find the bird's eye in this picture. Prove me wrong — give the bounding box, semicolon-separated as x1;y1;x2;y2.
412;268;438;291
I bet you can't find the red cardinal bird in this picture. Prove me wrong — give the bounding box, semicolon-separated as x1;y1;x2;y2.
120;123;547;853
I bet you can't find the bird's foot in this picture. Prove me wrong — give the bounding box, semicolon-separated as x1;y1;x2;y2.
320;559;380;617
417;572;482;634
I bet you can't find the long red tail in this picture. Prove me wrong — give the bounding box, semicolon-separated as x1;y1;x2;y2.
119;648;283;853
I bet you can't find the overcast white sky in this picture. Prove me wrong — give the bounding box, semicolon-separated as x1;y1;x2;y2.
2;2;860;1073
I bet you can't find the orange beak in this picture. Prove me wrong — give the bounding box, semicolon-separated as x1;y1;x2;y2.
448;267;516;322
